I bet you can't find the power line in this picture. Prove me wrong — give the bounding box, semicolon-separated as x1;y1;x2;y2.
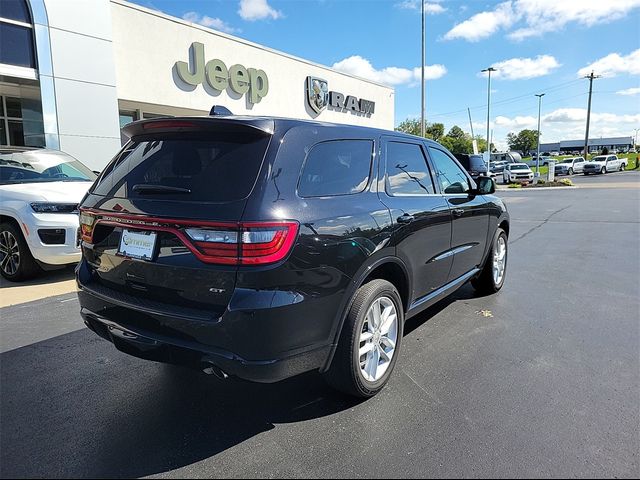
427;78;584;119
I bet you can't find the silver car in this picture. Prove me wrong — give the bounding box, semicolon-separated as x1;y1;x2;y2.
555;157;586;175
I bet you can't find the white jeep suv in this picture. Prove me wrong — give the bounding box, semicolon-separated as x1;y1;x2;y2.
502;163;534;184
0;148;96;281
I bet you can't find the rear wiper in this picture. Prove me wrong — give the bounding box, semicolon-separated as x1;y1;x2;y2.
132;184;191;194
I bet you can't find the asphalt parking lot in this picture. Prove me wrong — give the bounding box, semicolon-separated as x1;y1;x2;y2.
1;171;638;478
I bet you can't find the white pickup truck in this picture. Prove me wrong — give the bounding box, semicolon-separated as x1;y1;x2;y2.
582;155;627;175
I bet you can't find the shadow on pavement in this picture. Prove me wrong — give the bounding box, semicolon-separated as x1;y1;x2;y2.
0;264;76;289
0;284;480;478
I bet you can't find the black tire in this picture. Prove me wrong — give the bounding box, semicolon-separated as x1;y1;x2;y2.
568;168;574;175
324;279;404;398
0;222;41;282
472;228;508;294
601;167;606;174
620;163;625;172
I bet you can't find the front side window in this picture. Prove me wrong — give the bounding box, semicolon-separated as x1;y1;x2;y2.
428;147;470;194
298;140;373;197
385;141;435;196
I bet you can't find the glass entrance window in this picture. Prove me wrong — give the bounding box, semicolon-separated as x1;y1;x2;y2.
0;96;45;147
0;0;35;69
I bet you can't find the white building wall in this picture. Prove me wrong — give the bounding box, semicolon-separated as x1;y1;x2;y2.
110;1;395;130
43;0;121;171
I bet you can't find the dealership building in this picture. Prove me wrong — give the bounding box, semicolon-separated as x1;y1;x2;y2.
539;137;635;154
1;0;395;171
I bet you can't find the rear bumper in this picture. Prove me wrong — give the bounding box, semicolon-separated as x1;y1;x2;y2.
75;260;342;383
80;307;329;383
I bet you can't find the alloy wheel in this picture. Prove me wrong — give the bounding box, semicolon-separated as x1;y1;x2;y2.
0;230;21;276
358;296;398;382
493;235;507;285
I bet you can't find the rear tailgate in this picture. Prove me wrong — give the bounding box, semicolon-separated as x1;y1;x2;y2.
79;119;273;318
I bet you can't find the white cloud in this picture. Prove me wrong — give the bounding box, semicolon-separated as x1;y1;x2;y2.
444;1;516;41
183;12;239;34
238;0;283;21
617;87;640;96
483;55;561;80
578;49;640;77
494;108;640;143
445;0;640;42
397;1;446;14
495;115;537;129
332;55;447;86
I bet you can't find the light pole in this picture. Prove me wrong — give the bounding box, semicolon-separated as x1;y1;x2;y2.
634;128;639;151
481;67;496;163
535;93;545;177
420;0;425;137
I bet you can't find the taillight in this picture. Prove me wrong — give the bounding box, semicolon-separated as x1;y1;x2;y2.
185;221;298;265
79;210;96;242
186;227;240;265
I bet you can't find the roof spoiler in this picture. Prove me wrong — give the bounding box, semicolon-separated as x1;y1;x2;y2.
210;105;233;116
122;116;275;138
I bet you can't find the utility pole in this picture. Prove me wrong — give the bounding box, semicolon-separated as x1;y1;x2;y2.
420;0;425;137
467;107;478;154
481;67;497;159
583;71;601;159
633;128;639;150
535;93;545;177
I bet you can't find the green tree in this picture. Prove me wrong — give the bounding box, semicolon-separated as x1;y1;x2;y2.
506;129;539;154
425;123;444;141
440;125;474;154
447;125;466;139
395;119;444;141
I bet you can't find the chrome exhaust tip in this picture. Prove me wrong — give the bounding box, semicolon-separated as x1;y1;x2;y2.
202;364;229;379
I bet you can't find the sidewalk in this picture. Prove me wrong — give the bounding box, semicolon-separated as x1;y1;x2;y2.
0;267;77;308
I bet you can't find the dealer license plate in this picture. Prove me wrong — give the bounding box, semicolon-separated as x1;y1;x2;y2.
118;229;157;261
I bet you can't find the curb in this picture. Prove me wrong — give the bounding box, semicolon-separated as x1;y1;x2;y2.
497;185;577;192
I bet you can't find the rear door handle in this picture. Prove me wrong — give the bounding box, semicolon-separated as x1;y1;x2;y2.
452;208;465;217
397;214;415;224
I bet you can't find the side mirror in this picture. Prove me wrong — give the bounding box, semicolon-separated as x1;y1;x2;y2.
473;176;495;195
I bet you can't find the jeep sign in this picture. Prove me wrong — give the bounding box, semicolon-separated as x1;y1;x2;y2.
175;42;269;104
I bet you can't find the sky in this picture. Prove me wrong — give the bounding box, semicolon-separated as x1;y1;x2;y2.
132;0;640;150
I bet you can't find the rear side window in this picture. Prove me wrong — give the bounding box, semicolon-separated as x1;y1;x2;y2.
386;141;435;195
298;140;373;197
92;131;270;202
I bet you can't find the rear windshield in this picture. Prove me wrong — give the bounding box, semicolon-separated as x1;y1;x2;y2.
92;131;270;202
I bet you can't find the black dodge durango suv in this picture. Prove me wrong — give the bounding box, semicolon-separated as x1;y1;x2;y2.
77;114;509;398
